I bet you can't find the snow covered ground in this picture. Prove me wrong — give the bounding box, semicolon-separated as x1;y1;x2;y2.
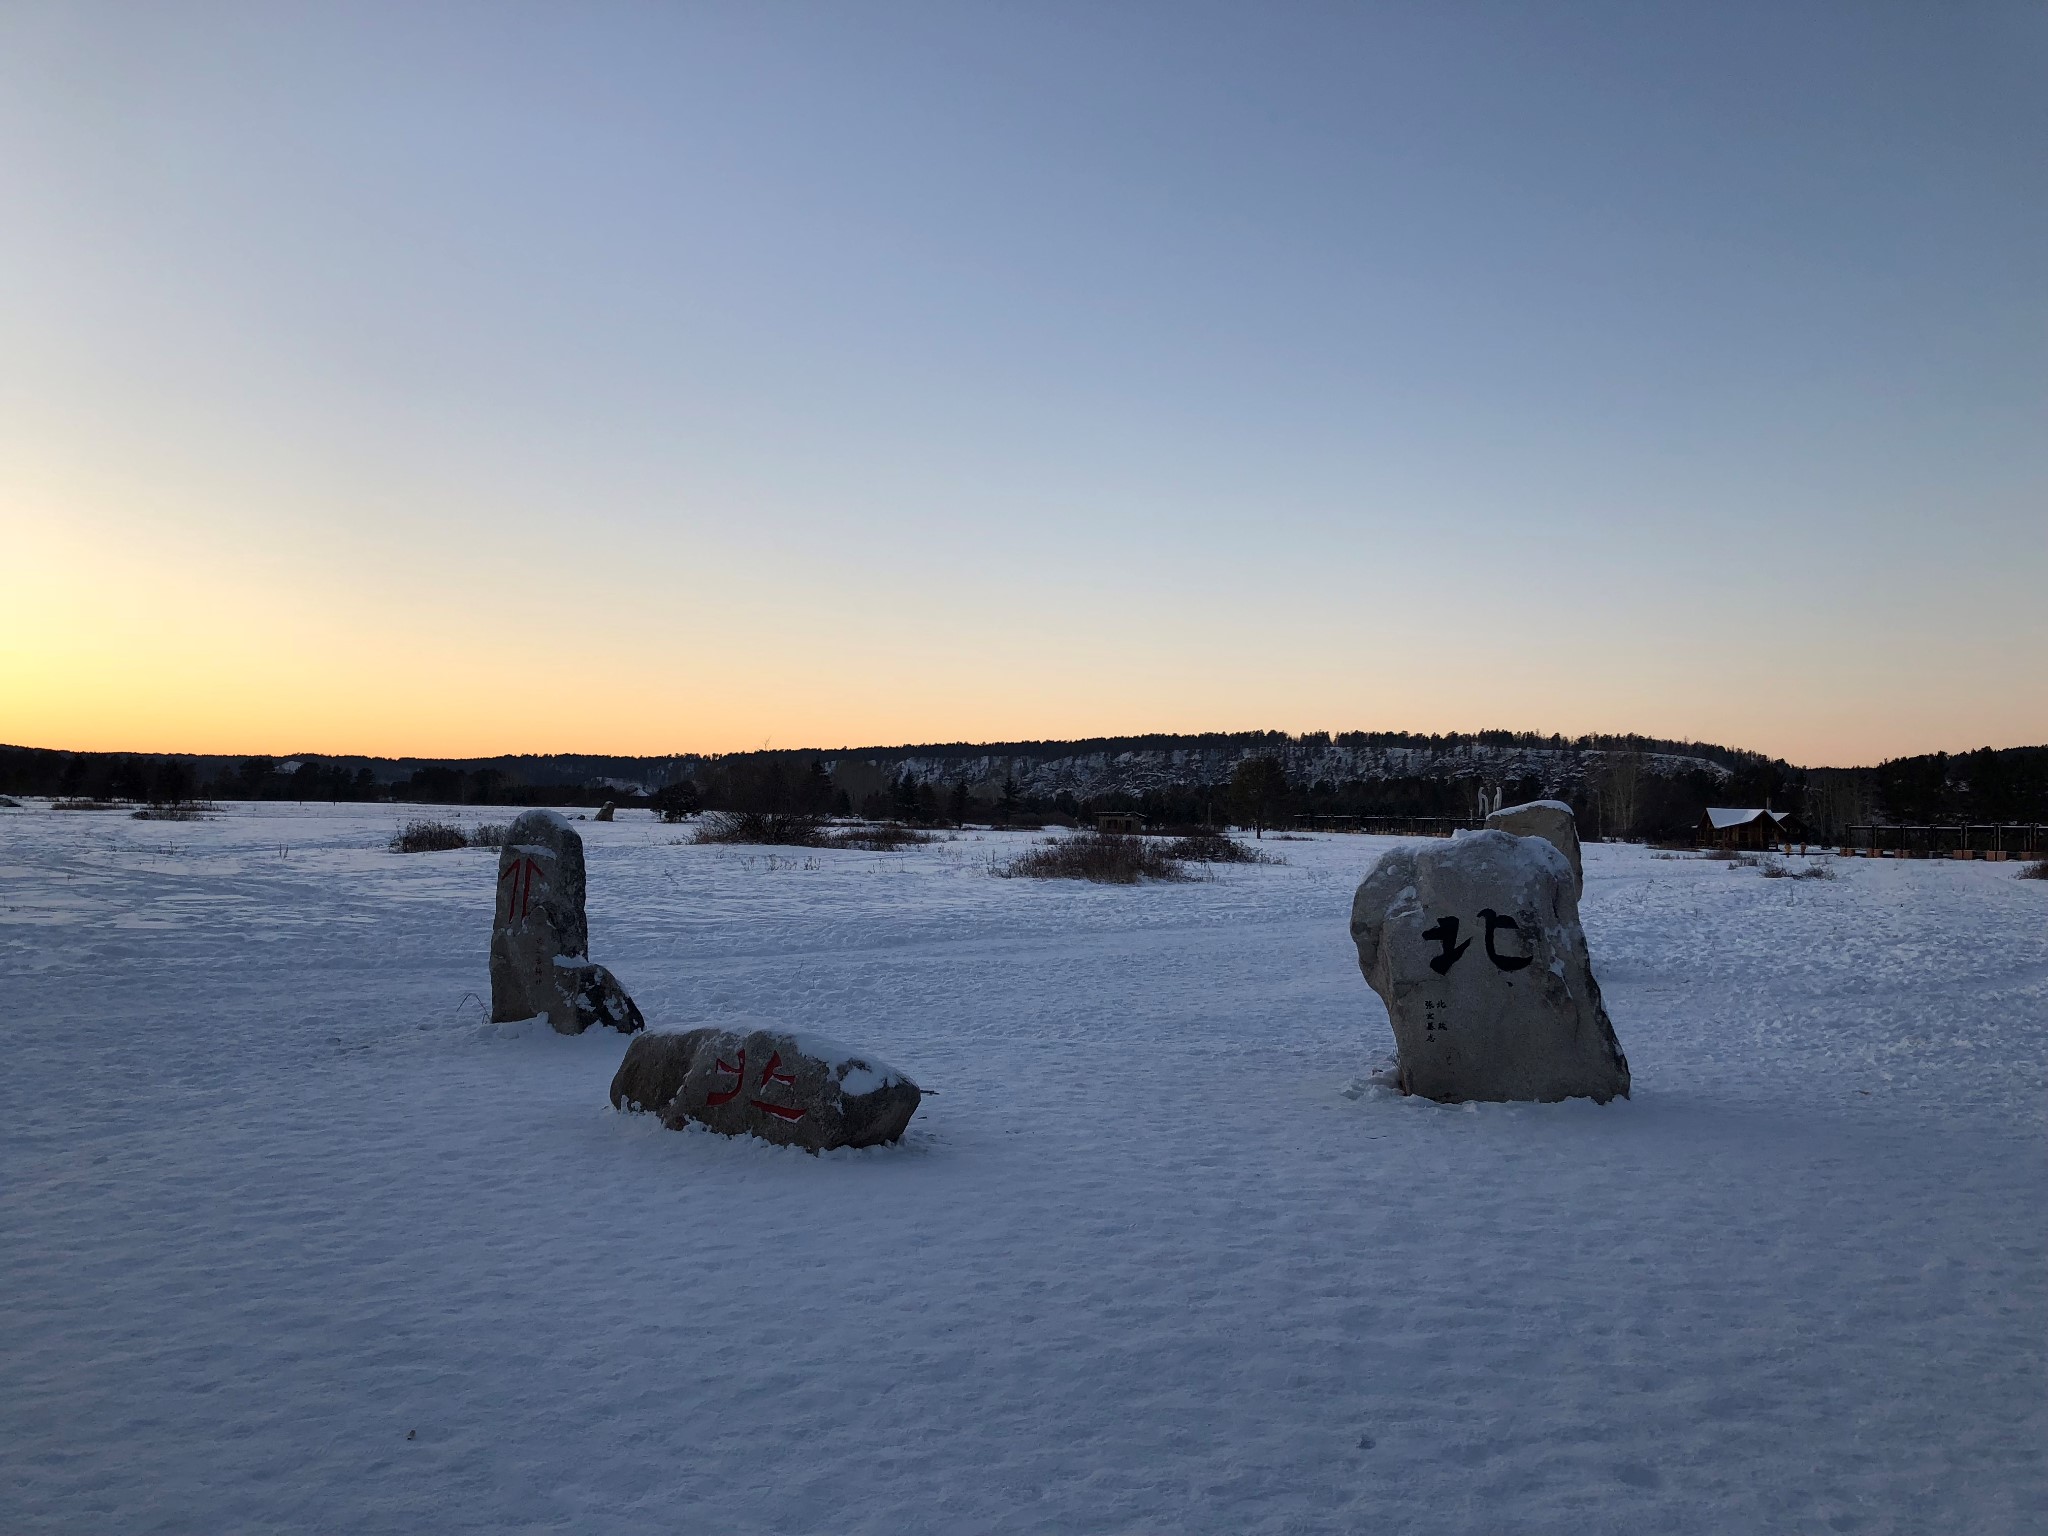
2;803;2043;1534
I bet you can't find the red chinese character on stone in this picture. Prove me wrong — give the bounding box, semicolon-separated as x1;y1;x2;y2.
705;1049;746;1107
750;1051;805;1122
702;1048;805;1122
499;856;544;920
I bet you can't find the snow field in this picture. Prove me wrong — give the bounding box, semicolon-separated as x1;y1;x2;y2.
1;804;2043;1534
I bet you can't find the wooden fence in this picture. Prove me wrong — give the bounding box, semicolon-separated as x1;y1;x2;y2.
1293;815;1485;837
1838;824;2044;859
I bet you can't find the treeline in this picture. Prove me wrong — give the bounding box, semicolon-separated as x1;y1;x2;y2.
1068;760;1799;842
1861;746;2048;825
0;748;627;809
668;748;1788;840
6;739;2045;837
375;763;625;808
0;747;206;806
816;727;1756;770
676;743;2046;841
677;754;982;825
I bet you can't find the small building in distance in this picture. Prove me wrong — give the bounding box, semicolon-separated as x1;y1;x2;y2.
1095;811;1143;836
1698;807;1798;850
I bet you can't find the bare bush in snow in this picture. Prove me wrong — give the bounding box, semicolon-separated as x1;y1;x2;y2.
391;819;470;853
692;810;829;847
999;833;1193;884
1162;832;1278;865
1759;858;1836;881
829;823;936;851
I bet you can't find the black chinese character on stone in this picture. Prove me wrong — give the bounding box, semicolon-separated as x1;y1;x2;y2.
1422;916;1471;975
1477;908;1533;972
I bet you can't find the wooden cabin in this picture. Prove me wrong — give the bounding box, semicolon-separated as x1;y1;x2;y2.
1698;807;1797;850
1095;811;1143;836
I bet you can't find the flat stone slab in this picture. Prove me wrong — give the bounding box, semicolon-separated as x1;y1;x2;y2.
615;1027;921;1151
610;1028;720;1115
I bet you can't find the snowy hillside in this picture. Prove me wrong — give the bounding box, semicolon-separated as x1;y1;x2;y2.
2;803;2041;1533
3;732;1742;811
830;738;1732;805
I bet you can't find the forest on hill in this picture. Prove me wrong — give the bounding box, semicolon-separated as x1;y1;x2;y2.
6;733;2044;843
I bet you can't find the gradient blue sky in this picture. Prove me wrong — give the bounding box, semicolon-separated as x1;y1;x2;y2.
3;2;2043;764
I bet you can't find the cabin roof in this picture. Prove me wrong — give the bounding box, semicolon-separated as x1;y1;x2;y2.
1703;807;1792;829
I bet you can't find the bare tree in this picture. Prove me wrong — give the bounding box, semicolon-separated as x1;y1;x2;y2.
1804;768;1874;842
1229;756;1292;839
1601;747;1644;841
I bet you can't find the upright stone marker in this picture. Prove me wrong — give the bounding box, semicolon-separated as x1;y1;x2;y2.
491;809;643;1034
1349;829;1628;1103
1485;798;1583;896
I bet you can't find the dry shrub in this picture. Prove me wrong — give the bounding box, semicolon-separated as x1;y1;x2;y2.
468;823;509;849
391;818;470;853
2019;859;2048;881
829;822;936;851
999;833;1192;884
1759;857;1836;881
692;810;828;847
131;804;210;822
53;798;121;811
1164;832;1278;865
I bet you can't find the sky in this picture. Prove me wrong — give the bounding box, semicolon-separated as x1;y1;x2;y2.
2;2;2043;768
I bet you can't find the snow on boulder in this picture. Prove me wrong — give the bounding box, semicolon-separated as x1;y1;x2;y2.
552;958;646;1035
489;810;642;1035
645;1027;922;1151
1484;799;1583;896
1349;829;1629;1104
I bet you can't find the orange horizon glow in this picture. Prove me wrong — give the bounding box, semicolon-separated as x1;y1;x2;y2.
7;722;2047;775
5;494;2044;773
